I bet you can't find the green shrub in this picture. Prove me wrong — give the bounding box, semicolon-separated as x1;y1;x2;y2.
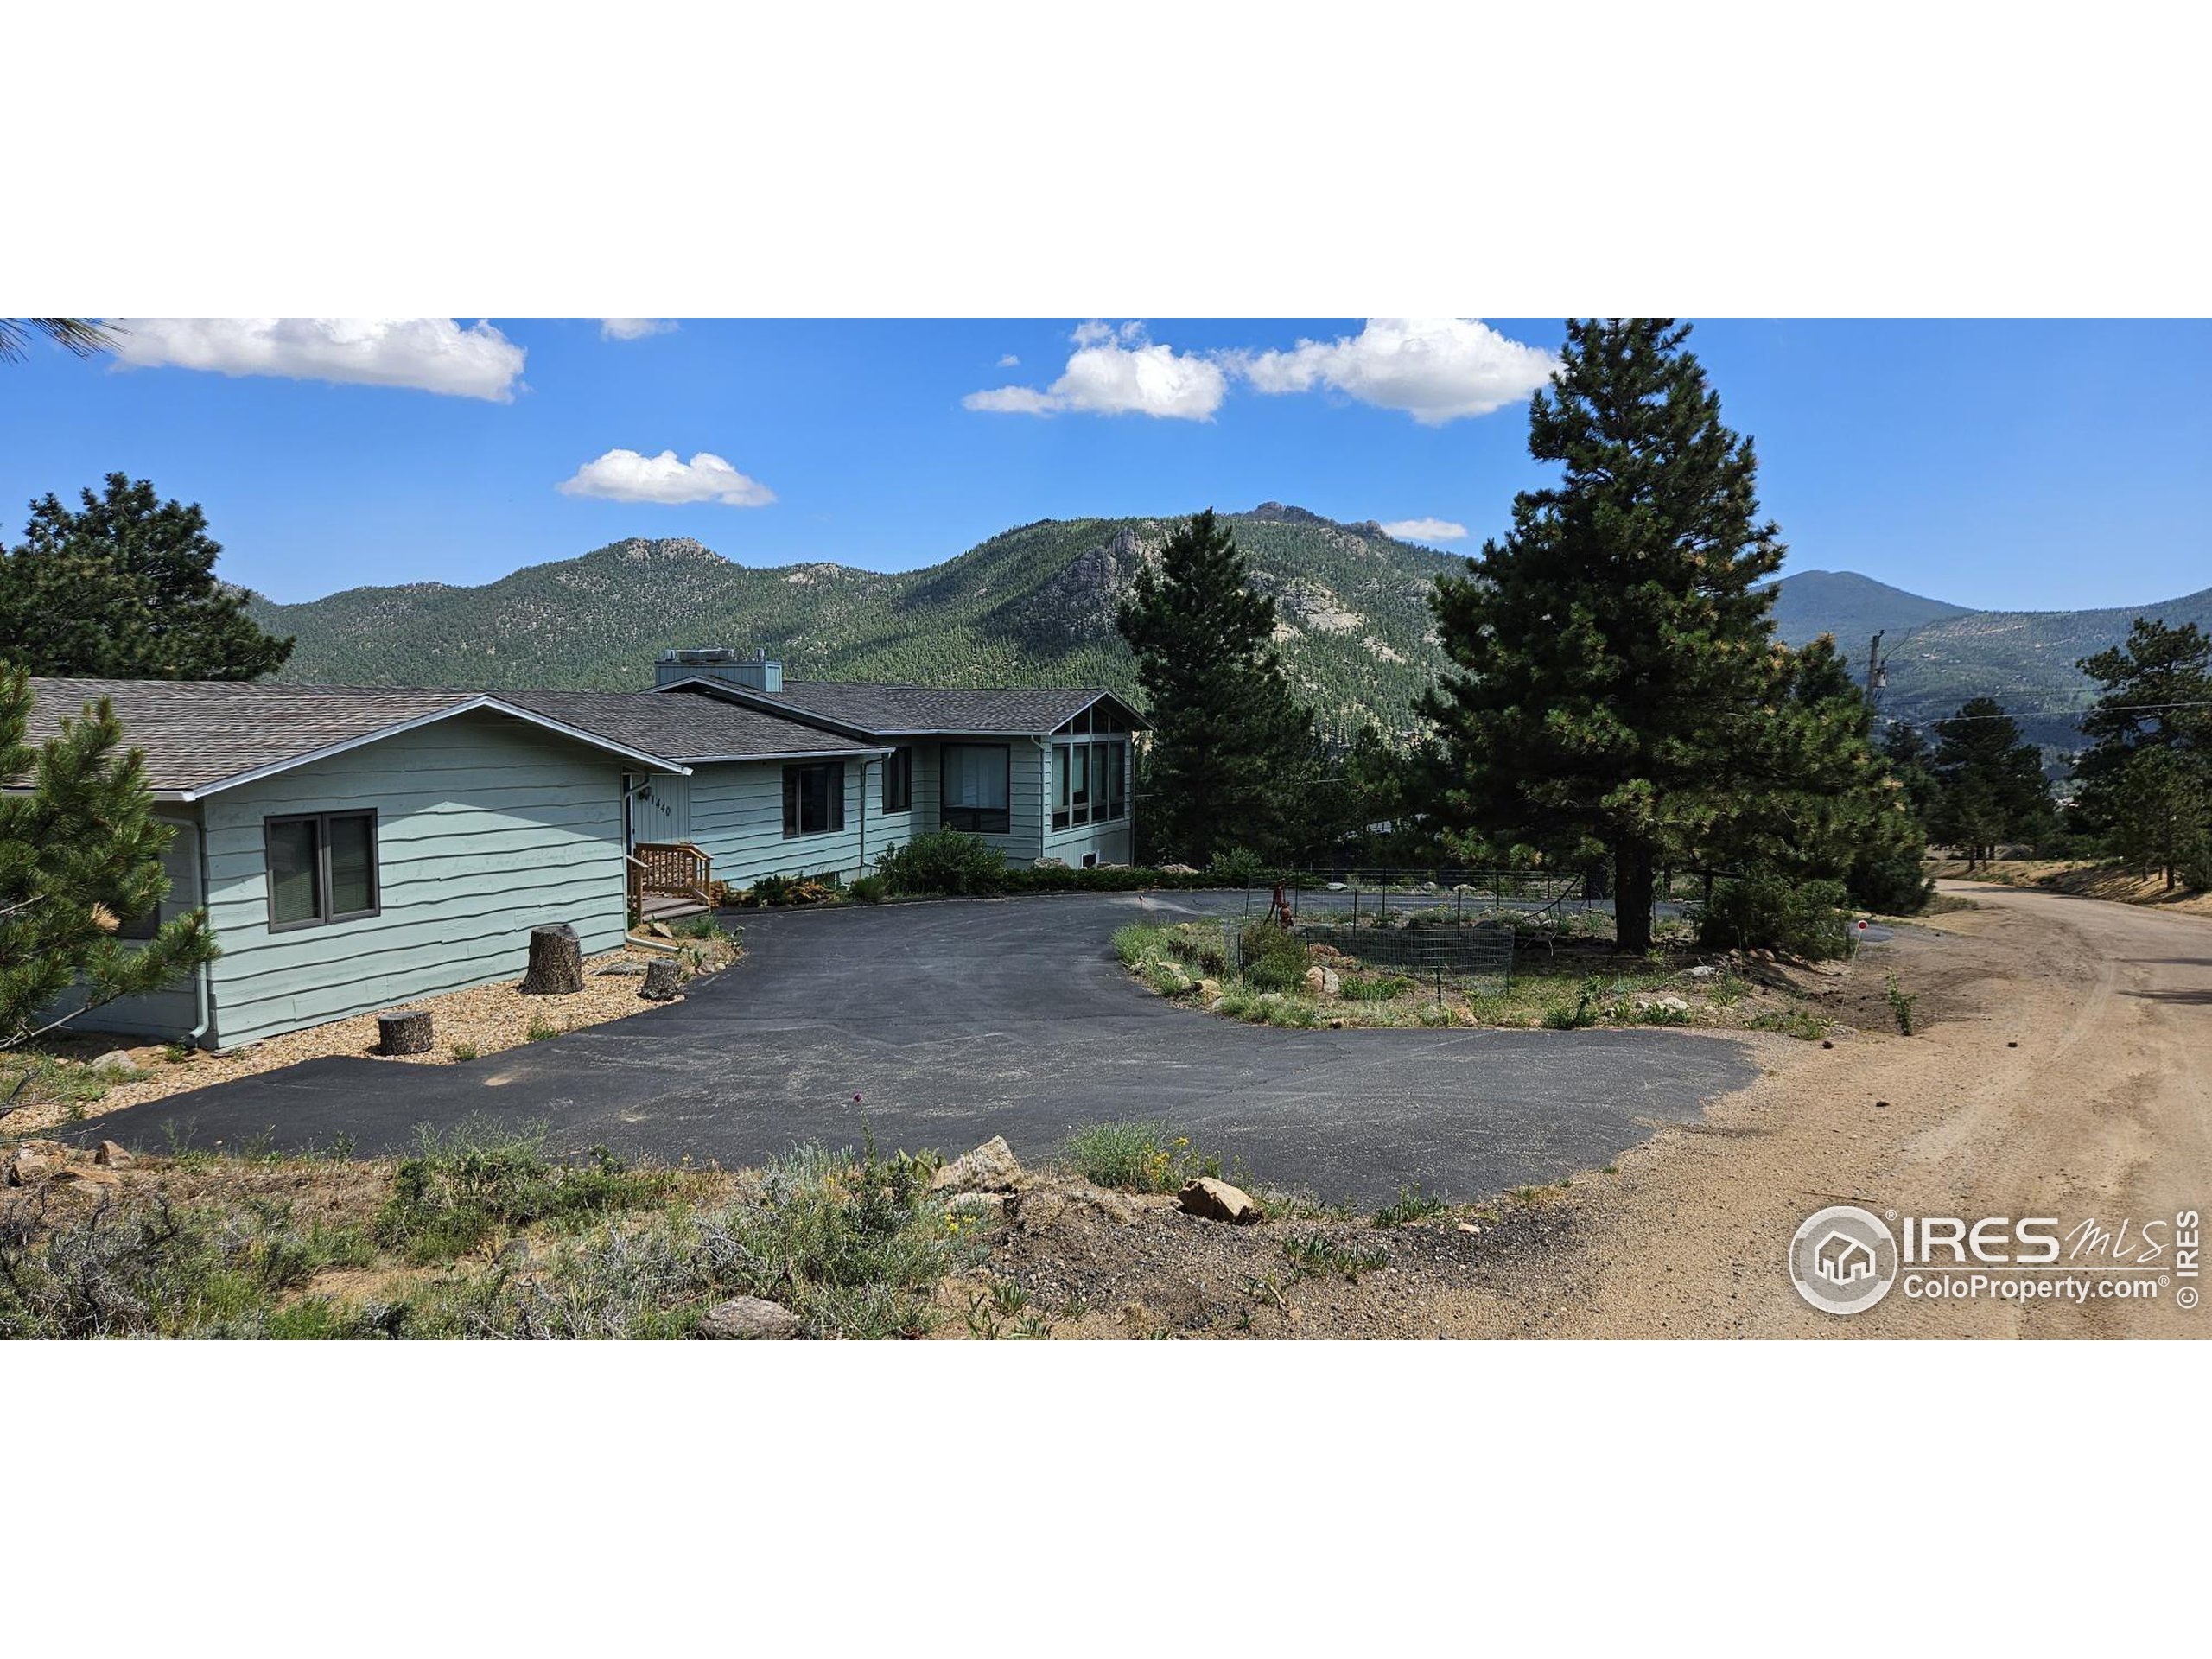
848;874;887;904
1539;976;1604;1029
1062;1119;1218;1192
1206;846;1268;886
875;830;1009;896
1237;922;1312;992
1848;849;1933;916
1373;1185;1448;1226
1885;973;1918;1036
1337;972;1414;1002
1697;874;1852;960
372;1122;677;1264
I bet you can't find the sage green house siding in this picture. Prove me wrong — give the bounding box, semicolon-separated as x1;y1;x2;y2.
198;712;632;1050
686;756;875;886
39;810;209;1041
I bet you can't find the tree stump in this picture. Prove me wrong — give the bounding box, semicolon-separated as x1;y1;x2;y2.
377;1007;434;1055
520;924;584;995
639;959;684;1002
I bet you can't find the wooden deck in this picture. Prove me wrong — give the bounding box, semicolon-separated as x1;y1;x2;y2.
626;840;714;923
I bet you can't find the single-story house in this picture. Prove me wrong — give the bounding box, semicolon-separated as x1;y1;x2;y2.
16;654;1144;1051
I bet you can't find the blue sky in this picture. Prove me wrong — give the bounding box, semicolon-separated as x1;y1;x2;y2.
1;317;2203;611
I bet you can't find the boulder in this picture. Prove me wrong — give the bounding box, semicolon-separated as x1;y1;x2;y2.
696;1297;802;1339
52;1165;120;1189
1196;977;1221;1000
1158;862;1199;875
1302;965;1342;996
6;1141;66;1185
1032;856;1069;870
1637;994;1692;1014
92;1140;133;1169
1179;1175;1261;1224
594;960;650;977
930;1135;1021;1193
1258;992;1285;1005
1683;964;1721;981
88;1047;140;1077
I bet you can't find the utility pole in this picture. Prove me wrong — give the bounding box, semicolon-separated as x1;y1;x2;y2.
1865;630;1890;717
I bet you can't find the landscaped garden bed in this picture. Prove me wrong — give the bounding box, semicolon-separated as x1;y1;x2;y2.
1111;916;1855;1039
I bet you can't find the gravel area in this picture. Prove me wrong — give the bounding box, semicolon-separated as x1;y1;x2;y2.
2;937;737;1139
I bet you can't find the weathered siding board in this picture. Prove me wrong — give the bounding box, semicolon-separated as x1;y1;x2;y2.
45;809;207;1042
200;712;629;1049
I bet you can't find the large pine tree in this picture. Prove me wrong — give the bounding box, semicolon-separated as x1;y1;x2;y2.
1116;509;1312;863
2070;619;2212;886
1929;697;2051;864
0;474;293;681
1419;319;1794;952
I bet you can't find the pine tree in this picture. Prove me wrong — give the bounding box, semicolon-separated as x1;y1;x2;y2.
1929;697;2051;865
1880;721;1942;823
1419;319;1791;952
1116;509;1313;863
0;474;294;681
2070;618;2212;873
0;670;219;1047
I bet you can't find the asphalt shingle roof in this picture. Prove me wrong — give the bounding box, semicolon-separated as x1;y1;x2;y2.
495;690;884;762
715;680;1142;737
15;677;874;796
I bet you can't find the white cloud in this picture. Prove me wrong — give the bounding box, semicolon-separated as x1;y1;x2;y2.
1241;318;1556;425
963;321;1227;421
557;449;776;507
601;318;677;340
1380;518;1470;543
996;353;1021;367
105;317;525;401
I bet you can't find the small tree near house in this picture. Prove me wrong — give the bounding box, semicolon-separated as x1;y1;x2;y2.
0;669;218;1050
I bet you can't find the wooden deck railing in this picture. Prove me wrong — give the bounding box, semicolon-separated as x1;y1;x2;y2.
626;840;714;915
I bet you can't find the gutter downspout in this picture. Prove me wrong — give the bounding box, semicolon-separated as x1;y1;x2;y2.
857;756;868;883
187;817;213;1049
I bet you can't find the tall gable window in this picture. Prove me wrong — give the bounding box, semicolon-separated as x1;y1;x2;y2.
782;762;846;837
941;743;1010;835
1052;703;1130;830
265;811;379;931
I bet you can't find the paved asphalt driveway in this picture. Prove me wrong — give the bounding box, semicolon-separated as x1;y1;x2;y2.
67;891;1759;1206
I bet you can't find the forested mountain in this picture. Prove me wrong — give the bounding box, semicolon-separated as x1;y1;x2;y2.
251;506;2209;757
253;505;1461;733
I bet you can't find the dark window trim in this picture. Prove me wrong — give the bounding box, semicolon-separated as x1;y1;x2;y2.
781;760;847;838
264;810;381;932
881;746;912;815
941;741;1011;836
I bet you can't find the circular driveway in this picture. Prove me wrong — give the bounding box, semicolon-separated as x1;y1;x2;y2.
73;890;1760;1206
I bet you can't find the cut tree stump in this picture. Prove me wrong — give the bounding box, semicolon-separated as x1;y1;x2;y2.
639;959;684;1001
520;923;584;995
377;1007;435;1055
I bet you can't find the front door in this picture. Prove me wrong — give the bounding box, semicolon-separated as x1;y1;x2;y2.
625;772;692;849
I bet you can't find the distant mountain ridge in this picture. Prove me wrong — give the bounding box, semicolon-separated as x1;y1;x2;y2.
251;509;2211;754
253;507;1461;732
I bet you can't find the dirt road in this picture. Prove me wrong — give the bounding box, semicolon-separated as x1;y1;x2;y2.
1434;882;2210;1338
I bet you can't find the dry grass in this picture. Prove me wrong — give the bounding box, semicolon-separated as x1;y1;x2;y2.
1;934;739;1137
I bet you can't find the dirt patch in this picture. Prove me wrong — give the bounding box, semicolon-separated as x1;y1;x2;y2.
1929;857;2212;916
1;934;738;1138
